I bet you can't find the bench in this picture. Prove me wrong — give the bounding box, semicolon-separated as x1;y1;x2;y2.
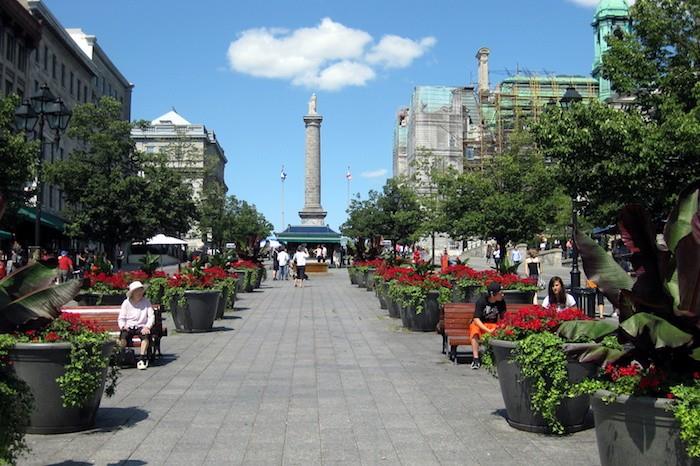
442;303;532;363
61;305;167;363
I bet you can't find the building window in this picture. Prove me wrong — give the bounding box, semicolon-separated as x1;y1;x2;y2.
6;33;15;63
51;54;56;79
69;71;74;95
5;80;12;97
34;80;39;92
34;47;38;63
48;187;53;208
83;85;87;103
60;147;64;160
61;64;65;87
43;45;47;70
76;79;81;100
17;44;27;72
58;189;63;211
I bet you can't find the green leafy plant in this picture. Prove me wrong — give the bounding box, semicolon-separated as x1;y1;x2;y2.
138;252;161;276
558;182;700;456
0;334;32;465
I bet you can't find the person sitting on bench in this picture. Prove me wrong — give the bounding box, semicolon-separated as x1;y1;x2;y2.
118;281;154;370
469;282;507;370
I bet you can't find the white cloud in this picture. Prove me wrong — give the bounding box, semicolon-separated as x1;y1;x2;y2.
227;18;435;91
361;169;388;179
366;35;436;69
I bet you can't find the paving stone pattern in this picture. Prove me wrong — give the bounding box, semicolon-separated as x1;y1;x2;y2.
21;269;600;465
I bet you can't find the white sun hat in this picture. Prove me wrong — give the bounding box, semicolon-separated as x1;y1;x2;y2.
126;281;146;299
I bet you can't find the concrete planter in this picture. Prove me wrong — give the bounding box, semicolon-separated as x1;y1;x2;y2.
365;269;376;291
349;268;358;285
356;270;368;288
451;285;480;303
385;295;401;319
398;291;441;332
9;340;115;434
170;290;220;333
502;289;536;304
592;391;700;466
490;339;596;434
376;281;388;310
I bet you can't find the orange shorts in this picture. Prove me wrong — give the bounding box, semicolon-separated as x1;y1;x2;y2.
469;322;498;340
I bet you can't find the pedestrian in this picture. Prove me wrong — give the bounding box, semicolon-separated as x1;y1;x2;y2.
293;245;308;288
0;258;6;280
57;250;74;283
314;245;323;263
485;242;493;265
116;246;125;270
525;249;542;303
271;247;279;280
511;247;523;272
541;276;576;311
321;245;327;262
469;282;507;369
277;247;290;280
493;246;501;270
441;248;449;273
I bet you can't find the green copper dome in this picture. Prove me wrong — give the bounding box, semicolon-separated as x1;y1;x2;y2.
595;0;630;20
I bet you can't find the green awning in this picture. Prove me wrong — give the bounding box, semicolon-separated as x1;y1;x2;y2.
18;208;66;231
0;230;11;239
276;225;342;244
276;235;342;244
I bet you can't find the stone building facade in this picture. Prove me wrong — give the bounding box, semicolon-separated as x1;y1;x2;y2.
131;110;228;249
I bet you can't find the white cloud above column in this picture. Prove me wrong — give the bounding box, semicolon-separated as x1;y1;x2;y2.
227;18;436;91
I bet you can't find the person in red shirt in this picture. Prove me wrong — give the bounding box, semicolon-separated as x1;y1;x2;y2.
57;251;73;283
0;260;6;280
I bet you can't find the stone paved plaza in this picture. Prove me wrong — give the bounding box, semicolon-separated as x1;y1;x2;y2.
21;269;600;466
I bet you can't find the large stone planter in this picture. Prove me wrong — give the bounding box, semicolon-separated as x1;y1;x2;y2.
502;289;536;304
254;268;263;288
76;293;126;306
9;340;115;434
356;270;368;288
591;391;700;466
451;285;480;303
349;268;358;285
215;289;237;319
490;339;596;434
170;290;220;333
365;269;376;291
233;272;246;293
398;291;441;332
376;281;388;310
385;295;401;319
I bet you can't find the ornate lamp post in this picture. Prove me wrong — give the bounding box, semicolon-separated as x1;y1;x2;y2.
15;83;71;258
559;85;583;288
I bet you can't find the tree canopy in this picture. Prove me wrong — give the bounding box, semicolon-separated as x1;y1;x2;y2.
220;195;272;259
46;97;197;257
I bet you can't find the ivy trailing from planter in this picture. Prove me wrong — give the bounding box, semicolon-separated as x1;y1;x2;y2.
0;334;33;465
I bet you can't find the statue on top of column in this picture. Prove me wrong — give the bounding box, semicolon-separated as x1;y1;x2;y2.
308;93;317;115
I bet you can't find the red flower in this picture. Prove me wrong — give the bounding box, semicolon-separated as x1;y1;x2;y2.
44;331;60;342
666;393;675;399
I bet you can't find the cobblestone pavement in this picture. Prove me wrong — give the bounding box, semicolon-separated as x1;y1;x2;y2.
21;269;600;466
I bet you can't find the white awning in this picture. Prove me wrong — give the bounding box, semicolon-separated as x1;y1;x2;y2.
146;234;188;245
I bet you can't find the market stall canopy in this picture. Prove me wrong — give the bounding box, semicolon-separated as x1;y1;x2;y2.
146;234;188;245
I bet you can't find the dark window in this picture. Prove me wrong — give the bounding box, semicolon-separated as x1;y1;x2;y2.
77;79;81;100
5;80;12;96
70;72;74;95
51;54;56;79
58;189;63;211
83;85;87;103
6;33;15;63
43;45;47;70
34;80;39;92
61;64;65;86
48;187;53;208
34;47;38;63
17;44;27;72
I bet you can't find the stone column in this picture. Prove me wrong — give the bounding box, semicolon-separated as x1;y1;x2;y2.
299;113;327;225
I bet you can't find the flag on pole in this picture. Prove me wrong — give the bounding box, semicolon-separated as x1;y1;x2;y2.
346;167;352;181
280;166;287;181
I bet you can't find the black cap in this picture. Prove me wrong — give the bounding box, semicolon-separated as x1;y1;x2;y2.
487;282;502;296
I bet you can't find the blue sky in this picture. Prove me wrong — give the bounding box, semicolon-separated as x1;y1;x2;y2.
45;0;606;233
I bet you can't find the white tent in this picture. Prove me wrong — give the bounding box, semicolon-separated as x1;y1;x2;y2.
146;234;188;245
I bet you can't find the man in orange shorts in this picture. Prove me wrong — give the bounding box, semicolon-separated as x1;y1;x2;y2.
470;282;506;369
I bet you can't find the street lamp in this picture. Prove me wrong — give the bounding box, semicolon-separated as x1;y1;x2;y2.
559;85;583;288
15;83;71;258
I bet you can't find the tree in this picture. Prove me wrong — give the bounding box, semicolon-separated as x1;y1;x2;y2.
340;191;385;260
0;95;37;229
534;0;700;226
220;195;272;259
46;97;197;259
434;131;563;259
198;182;227;250
376;178;422;252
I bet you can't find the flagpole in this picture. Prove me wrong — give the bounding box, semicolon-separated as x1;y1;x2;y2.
281;165;286;229
346;166;351;208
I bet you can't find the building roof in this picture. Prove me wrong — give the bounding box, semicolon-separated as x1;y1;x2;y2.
595;0;630;20
276;225;341;244
151;110;192;126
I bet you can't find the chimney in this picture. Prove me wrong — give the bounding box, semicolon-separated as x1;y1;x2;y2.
476;47;490;102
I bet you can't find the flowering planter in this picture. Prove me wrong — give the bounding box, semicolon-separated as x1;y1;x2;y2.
9;340;115;434
490;339;596;434
170;290;220;333
385;295;401;319
451;285;480;303
215;289;237;319
232;272;246;293
76;293;126;306
502;289;536;304
375;281;388;310
398;291;441;332
591;391;699;466
365;269;376;291
356;271;368;288
349;268;358;285
233;269;254;292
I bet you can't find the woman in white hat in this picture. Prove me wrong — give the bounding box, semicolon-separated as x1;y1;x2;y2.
117;281;155;370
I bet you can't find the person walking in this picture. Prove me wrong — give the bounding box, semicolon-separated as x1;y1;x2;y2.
293;246;308;288
493;246;501;270
57;251;74;283
116;246;125;270
511;247;523;272
271;247;279;280
277;247;290;280
525;249;542;303
485;242;493;265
